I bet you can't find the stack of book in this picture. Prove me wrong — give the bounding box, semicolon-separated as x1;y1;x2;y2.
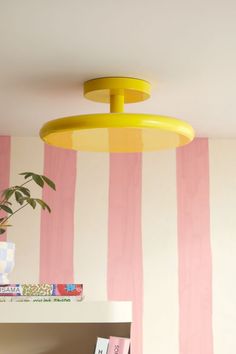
94;336;130;354
0;283;83;302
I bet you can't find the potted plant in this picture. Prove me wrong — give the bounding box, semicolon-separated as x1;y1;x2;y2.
0;172;55;283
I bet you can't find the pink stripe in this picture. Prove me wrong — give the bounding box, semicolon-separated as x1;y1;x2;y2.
108;153;143;354
177;138;213;354
40;145;76;283
0;136;11;242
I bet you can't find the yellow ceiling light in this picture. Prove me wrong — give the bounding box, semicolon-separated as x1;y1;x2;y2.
40;77;194;152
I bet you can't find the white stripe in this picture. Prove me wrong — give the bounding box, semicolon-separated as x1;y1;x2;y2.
74;152;109;301
209;139;236;354
8;137;44;283
142;151;178;354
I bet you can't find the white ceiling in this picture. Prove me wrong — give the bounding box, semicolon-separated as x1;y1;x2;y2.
0;0;236;137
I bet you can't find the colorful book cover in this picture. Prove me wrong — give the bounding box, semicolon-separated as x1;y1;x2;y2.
0;284;83;296
0;296;83;302
53;284;83;296
94;337;109;354
107;337;130;354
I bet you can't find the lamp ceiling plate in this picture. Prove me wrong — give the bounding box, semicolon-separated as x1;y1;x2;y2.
84;77;151;104
40;113;194;152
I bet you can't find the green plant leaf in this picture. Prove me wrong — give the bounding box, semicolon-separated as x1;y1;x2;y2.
18;186;31;197
27;198;37;209
44;203;51;213
41;175;56;190
2;188;15;200
15;191;24;205
19;172;34;179
36;199;51;213
35;199;45;209
0;228;6;235
0;204;13;214
32;174;44;188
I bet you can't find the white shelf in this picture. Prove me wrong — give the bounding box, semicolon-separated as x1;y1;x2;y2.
0;301;132;323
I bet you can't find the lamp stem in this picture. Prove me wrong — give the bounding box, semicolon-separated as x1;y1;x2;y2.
110;92;124;113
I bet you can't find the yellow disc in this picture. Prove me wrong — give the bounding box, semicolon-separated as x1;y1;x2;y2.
40;113;195;153
84;77;151;104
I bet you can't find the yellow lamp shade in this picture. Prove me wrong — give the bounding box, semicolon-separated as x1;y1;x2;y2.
40;77;195;152
40;113;194;152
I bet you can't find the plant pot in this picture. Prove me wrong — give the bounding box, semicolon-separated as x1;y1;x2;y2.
0;241;15;284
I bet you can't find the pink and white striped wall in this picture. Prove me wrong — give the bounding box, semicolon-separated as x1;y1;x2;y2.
0;136;236;354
